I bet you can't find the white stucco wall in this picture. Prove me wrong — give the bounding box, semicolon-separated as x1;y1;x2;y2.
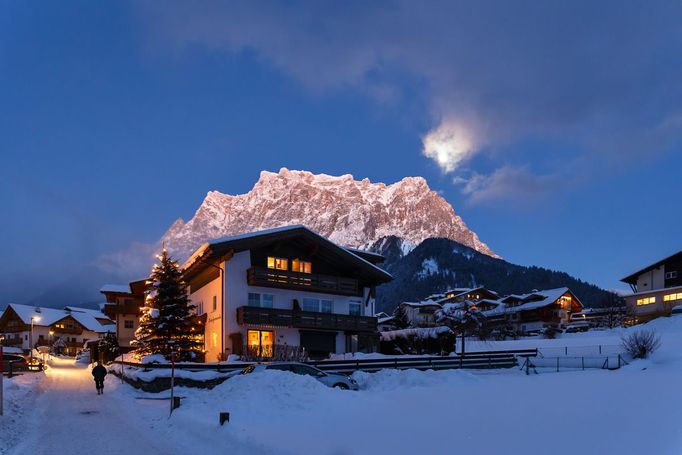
636;267;665;291
222;250;373;356
188;273;223;362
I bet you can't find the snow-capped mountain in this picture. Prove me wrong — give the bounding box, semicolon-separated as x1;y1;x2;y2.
160;168;497;261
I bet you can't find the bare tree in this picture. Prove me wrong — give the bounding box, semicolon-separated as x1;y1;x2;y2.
621;329;661;359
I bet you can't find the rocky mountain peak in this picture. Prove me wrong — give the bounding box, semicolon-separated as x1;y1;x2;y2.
160;169;498;261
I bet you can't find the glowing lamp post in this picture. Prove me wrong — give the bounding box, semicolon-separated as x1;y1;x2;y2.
30;316;41;364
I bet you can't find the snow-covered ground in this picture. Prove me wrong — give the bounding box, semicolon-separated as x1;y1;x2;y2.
3;317;682;454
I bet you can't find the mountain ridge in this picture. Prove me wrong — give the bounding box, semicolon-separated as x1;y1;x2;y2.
161;168;497;261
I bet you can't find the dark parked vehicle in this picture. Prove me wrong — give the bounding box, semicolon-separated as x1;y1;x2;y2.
2;354;30;372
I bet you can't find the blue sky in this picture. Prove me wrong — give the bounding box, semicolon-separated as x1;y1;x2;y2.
2;1;681;304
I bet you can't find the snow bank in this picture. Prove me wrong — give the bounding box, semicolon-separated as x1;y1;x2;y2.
0;372;44;453
352;368;479;392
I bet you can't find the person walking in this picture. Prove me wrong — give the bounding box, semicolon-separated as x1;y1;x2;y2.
92;361;107;395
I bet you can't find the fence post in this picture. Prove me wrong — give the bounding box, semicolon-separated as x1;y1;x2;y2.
556;357;559;373
565;346;568;356
618;354;621;369
525;358;529;376
599;345;602;355
582;357;584;371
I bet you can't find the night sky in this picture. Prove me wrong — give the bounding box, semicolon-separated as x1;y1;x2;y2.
2;1;682;305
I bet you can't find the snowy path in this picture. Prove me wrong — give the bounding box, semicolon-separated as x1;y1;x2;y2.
8;358;184;455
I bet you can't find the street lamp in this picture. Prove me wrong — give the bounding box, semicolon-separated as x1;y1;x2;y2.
30;316;41;364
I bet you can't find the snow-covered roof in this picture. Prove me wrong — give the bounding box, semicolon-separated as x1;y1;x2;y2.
183;225;393;283
100;284;132;294
377;316;395;324
3;303;115;333
483;287;578;316
400;300;442;308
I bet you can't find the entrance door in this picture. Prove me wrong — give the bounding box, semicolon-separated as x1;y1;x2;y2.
300;330;336;359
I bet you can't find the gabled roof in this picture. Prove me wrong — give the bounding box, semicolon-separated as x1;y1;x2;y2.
2;304;115;333
483;287;581;316
621;250;682;284
400;300;442;308
183;225;392;284
100;284;132;294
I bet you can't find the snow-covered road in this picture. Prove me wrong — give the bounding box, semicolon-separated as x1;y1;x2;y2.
7;358;186;455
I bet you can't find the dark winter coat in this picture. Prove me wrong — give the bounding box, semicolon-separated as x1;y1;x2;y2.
92;365;107;380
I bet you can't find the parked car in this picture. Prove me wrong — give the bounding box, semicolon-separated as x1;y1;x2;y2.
671;304;682;316
2;354;30;372
240;362;359;390
564;322;590;333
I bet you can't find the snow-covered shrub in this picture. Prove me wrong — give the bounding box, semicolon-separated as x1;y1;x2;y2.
379;327;455;355
621;329;661;359
542;326;562;339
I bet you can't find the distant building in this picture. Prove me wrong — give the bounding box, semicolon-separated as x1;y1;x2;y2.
479;287;584;334
0;304;115;356
621;250;682;322
100;279;147;351
396;301;442;327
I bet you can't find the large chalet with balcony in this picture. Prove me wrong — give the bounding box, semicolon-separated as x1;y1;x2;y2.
0;304;115;356
621;250;682;322
181;225;393;361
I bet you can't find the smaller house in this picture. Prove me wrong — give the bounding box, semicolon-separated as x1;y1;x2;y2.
437;287;499;305
481;288;583;334
0;304;115;356
397;300;442;327
621;250;682;323
100;279;147;351
375;312;397;332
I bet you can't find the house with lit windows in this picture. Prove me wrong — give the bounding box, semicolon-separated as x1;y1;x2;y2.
181;225;393;361
621;250;682;323
481;287;584;333
0;303;115;355
100;279;147;351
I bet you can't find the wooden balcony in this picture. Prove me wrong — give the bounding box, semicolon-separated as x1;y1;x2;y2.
237;306;377;332
247;266;360;296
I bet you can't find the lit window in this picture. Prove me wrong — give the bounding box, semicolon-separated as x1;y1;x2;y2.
663;293;682;302
211;332;218;348
292;259;312;274
636;296;656;306
267;257;288;271
247;330;273;357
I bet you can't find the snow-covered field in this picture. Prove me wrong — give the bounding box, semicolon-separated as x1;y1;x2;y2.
3;317;682;454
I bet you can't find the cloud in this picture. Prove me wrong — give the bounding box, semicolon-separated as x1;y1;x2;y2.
456;166;555;206
135;1;682;199
421;119;476;173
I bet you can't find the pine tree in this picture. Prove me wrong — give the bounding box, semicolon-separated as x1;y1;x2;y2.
98;331;120;363
132;248;203;362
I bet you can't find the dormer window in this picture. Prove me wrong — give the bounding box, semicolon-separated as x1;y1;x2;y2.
267;257;288;271
292;259;312;274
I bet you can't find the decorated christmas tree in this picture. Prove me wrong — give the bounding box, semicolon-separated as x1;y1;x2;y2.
132;248;203;361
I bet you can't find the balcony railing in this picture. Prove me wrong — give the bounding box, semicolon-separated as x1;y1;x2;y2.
237;306;377;332
247;266;360;296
